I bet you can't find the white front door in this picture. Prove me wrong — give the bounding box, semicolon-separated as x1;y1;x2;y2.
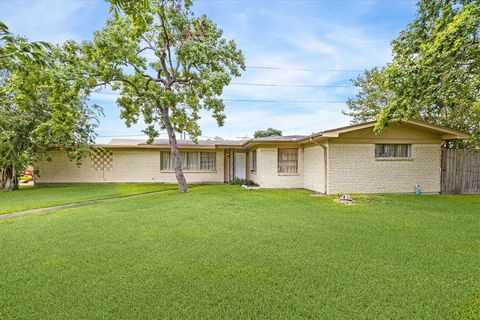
234;152;246;179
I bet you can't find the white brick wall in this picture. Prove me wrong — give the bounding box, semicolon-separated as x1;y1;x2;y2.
36;143;443;194
303;145;325;193
327;143;442;194
249;147;304;188
36;149;225;184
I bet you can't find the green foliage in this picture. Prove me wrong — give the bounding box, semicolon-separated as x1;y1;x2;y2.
346;0;480;148
76;0;245;192
0;185;479;318
229;177;256;186
253;127;283;138
0;21;52;70
343;67;392;123
107;0;154;18
0;45;100;191
78;0;244;142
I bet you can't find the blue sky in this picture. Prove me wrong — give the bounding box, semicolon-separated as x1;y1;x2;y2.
0;0;417;142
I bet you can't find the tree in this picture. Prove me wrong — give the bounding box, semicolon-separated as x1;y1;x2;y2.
0;47;100;191
77;0;245;192
1;22;96;191
346;0;480;148
0;21;51;70
343;67;393;123
254;128;283;138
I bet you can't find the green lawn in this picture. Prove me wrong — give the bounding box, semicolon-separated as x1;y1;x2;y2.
0;183;177;214
0;185;479;319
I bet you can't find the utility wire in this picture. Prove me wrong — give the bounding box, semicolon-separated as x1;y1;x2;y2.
143;58;365;72
92;92;347;104
223;99;346;103
98;134;147;137
230;82;352;87
245;66;363;72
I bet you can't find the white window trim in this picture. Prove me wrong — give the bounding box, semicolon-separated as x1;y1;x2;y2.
374;144;413;160
160;151;217;172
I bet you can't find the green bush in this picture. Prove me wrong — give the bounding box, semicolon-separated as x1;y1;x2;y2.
229;177;256;186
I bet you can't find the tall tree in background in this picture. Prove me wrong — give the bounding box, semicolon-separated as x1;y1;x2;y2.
346;0;480;148
254;128;283;138
79;0;245;192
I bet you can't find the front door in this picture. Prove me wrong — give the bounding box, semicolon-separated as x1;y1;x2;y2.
234;152;246;179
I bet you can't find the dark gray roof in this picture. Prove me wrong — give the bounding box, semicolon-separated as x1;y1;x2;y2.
104;119;470;148
251;135;306;141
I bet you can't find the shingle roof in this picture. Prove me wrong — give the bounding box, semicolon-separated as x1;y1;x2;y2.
251;135;306;141
103;119;469;148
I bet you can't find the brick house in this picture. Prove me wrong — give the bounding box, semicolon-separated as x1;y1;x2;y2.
36;120;469;194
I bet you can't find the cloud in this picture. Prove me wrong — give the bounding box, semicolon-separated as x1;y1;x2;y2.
197;106;350;140
1;0;109;43
1;0;415;141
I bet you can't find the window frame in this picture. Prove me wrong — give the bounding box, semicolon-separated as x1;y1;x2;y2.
250;150;257;172
160;151;216;171
277;148;299;174
374;144;412;159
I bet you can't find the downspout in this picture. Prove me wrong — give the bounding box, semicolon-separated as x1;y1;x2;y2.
309;137;328;194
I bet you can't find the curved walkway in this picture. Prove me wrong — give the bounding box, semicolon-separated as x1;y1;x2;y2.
0;189;174;221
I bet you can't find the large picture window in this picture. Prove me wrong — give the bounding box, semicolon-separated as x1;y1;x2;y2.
278;148;298;173
161;151;216;171
375;144;411;158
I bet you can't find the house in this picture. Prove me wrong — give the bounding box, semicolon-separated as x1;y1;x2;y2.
36;120;469;194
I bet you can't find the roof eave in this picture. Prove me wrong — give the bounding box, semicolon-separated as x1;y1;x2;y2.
405;119;471;139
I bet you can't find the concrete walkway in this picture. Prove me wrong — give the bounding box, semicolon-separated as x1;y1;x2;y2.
0;189;174;221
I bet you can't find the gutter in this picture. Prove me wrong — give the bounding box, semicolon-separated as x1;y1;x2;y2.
309;137;328;195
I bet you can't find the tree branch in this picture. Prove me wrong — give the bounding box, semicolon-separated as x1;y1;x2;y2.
118;77;143;97
160;16;176;82
131;63;166;85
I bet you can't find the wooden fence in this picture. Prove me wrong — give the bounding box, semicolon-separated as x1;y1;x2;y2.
441;149;480;194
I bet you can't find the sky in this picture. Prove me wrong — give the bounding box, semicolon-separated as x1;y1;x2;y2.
0;0;417;143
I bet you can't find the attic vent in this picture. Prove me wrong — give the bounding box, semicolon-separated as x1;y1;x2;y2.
91;149;113;171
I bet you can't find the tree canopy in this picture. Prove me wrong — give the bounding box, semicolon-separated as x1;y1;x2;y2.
0;27;100;191
0;21;51;70
345;0;480;148
76;0;245;192
253;128;283;138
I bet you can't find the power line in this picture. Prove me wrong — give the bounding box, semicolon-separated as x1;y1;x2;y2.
98;134;147;137
91;92;347;104
223;99;345;104
230;82;352;88
245;66;363;72
143;58;365;72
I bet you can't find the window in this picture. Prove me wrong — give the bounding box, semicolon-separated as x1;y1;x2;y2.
161;152;173;170
278;148;298;173
251;150;257;172
161;151;216;171
200;152;216;171
375;144;411;158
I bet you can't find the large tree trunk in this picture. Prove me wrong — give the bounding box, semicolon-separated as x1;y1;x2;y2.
161;110;188;193
1;165;19;191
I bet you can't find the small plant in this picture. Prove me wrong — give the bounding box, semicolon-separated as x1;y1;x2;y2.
230;177;256;186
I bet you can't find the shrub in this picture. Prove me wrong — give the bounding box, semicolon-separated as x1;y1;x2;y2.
230;177;256;186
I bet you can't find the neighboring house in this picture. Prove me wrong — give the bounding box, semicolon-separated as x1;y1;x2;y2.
36;120;469;194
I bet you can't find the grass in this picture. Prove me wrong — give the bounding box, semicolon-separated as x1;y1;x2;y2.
0;183;177;214
0;185;479;319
